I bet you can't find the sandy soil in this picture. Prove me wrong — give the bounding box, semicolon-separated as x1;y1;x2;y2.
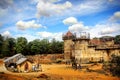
0;59;120;80
41;64;120;80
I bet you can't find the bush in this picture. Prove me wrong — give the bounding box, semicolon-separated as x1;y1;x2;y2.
54;59;62;64
109;55;120;76
102;61;111;72
103;55;120;77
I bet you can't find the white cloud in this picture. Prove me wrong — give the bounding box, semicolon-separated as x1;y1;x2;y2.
2;31;11;37
63;17;78;25
109;11;120;22
35;0;119;18
94;11;120;37
88;23;120;38
63;17;89;32
35;0;108;18
33;0;61;3
69;22;89;32
64;16;120;39
63;12;120;38
36;0;72;18
100;23;120;35
97;11;120;36
13;31;63;42
37;31;62;41
65;0;107;17
37;31;52;38
16;20;46;30
14;34;38;42
100;27;114;35
88;11;120;38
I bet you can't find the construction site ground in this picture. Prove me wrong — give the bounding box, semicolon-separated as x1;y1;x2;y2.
0;59;120;80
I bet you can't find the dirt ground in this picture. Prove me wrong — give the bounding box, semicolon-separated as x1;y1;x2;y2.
0;59;120;80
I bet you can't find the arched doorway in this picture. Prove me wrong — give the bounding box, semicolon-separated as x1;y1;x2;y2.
24;62;29;71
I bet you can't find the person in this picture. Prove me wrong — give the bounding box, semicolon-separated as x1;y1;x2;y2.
37;64;39;69
78;64;81;69
32;65;35;71
39;64;42;71
72;61;77;70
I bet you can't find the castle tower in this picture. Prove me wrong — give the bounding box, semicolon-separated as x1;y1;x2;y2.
72;32;90;63
62;31;76;61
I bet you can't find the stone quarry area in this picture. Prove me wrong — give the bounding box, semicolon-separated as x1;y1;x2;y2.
0;59;120;80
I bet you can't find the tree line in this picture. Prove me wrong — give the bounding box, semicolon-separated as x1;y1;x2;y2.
0;34;63;58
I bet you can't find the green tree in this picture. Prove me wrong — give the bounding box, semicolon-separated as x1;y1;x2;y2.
1;38;10;57
50;39;63;54
15;37;27;55
40;39;49;54
30;39;41;54
114;35;120;45
0;35;16;57
57;41;63;53
0;34;3;55
47;43;53;54
7;38;16;56
27;41;33;55
50;39;57;53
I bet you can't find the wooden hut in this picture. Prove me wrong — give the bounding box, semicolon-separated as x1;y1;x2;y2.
16;57;33;72
4;53;33;72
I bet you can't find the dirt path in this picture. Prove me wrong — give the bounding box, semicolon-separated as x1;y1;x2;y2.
41;64;120;80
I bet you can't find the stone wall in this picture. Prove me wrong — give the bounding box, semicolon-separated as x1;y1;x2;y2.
64;39;73;60
64;37;120;63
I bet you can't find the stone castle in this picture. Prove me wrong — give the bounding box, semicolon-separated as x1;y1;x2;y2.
62;31;120;63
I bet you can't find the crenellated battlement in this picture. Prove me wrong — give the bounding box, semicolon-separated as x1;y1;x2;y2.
62;31;90;40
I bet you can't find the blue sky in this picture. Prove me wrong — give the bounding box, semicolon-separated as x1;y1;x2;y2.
0;0;120;41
